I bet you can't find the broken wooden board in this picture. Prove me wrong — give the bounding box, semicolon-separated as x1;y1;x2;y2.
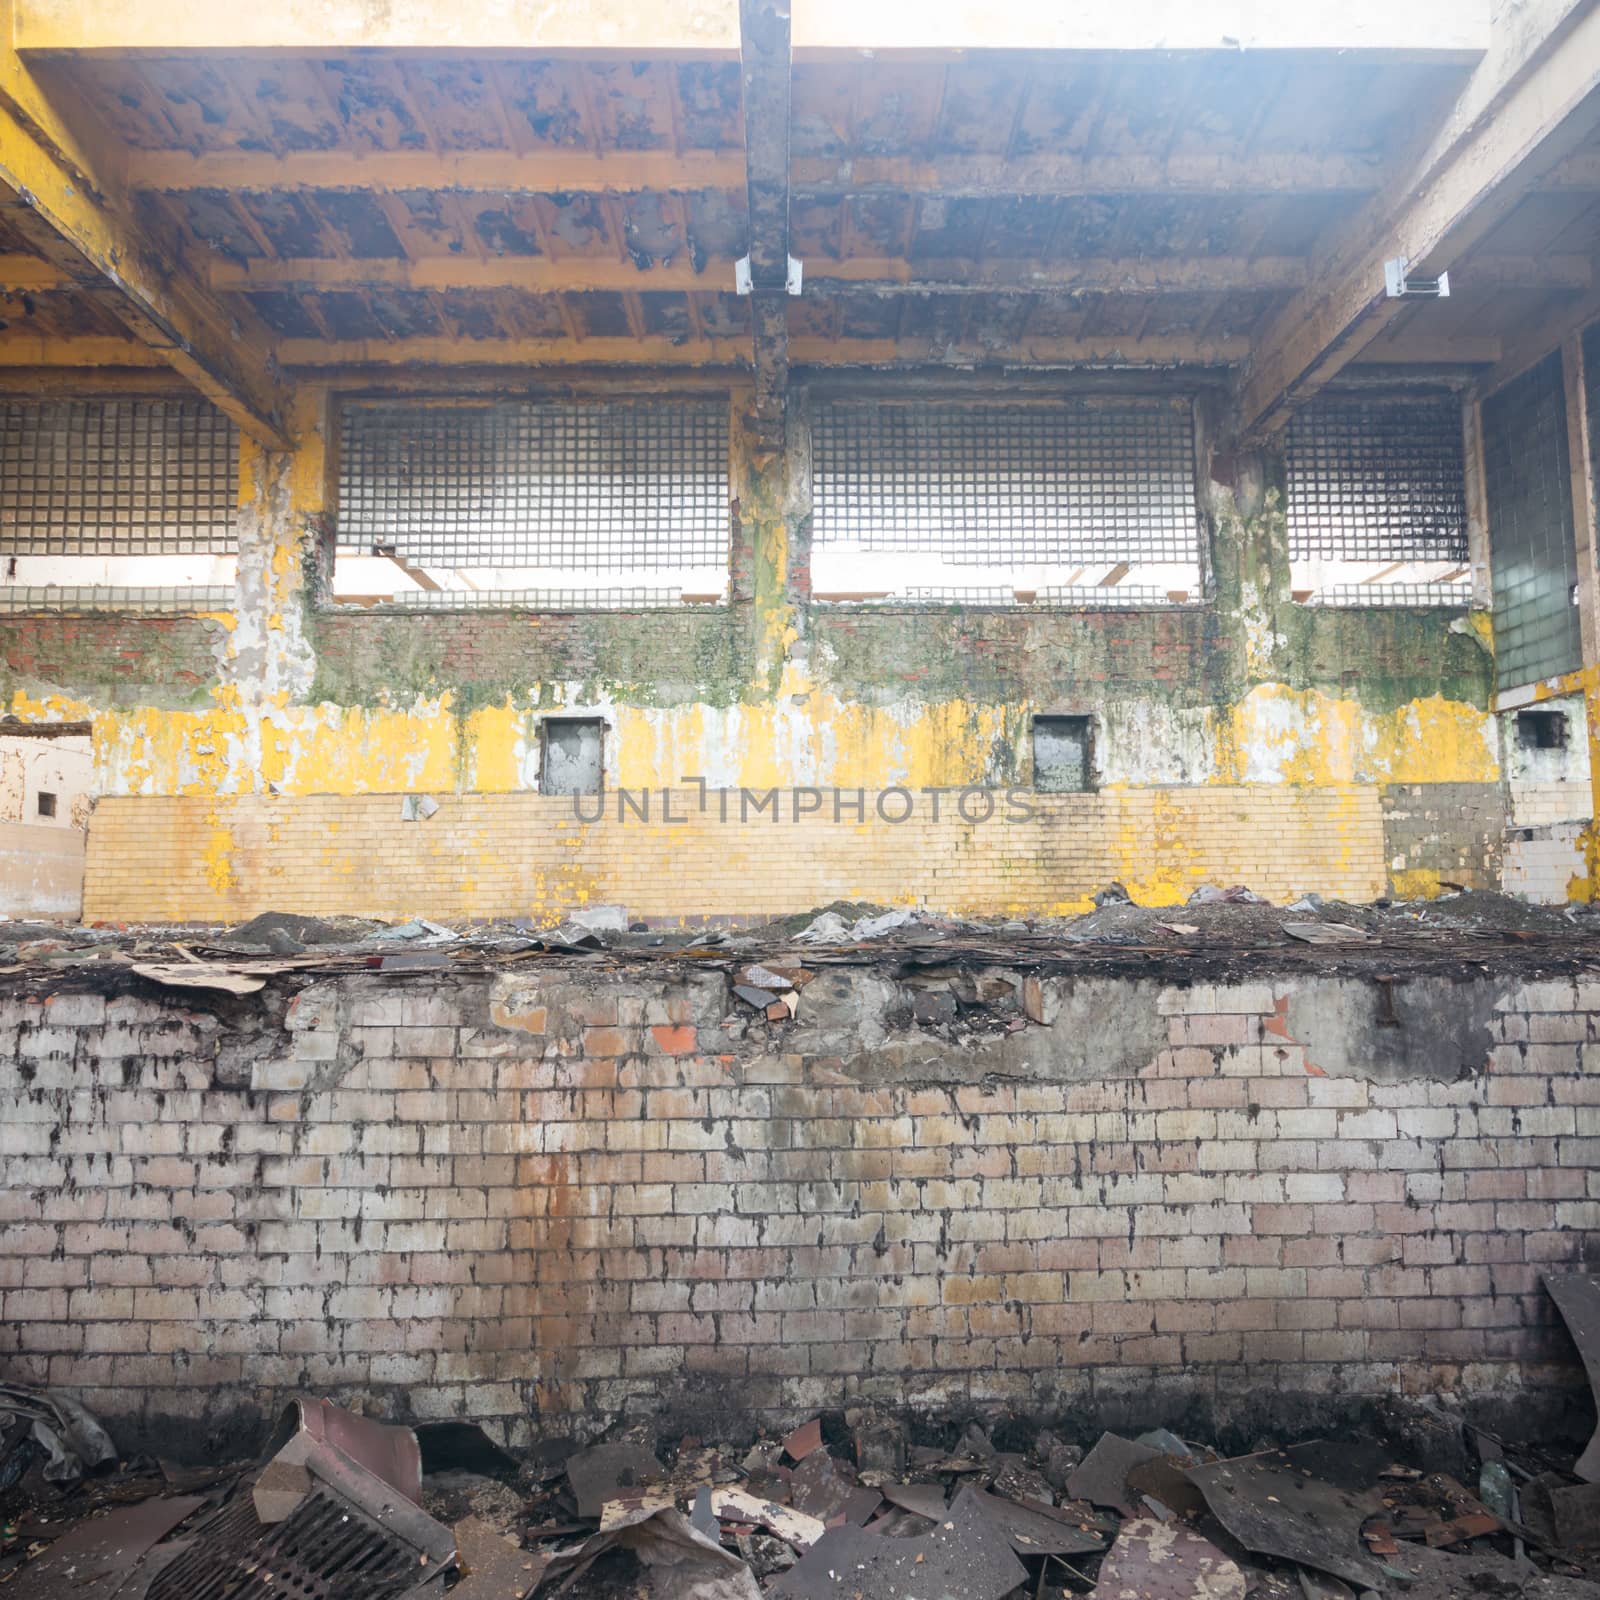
131;962;266;994
709;1489;826;1550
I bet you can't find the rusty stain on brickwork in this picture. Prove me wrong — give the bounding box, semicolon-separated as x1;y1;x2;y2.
1;911;1597;1449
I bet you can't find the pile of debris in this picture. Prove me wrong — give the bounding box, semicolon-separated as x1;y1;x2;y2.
9;1388;1600;1599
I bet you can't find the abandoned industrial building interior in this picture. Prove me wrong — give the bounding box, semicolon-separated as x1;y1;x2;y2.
15;0;1600;1593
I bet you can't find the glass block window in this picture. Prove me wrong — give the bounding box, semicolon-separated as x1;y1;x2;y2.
809;398;1202;606
1286;395;1469;605
334;399;730;608
1484;354;1581;688
0;398;238;555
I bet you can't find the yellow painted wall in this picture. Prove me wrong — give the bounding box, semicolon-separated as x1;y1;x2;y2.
83;785;1386;925
8;680;1501;802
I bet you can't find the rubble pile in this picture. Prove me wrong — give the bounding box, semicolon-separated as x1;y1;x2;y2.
9;1309;1600;1600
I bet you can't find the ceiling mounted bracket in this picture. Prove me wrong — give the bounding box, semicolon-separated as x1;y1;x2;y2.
735;255;803;296
1384;256;1450;299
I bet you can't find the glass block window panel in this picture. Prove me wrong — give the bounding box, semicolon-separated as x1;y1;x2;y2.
1484;353;1581;689
0;398;238;556
1286;394;1469;606
809;398;1202;606
335;400;730;606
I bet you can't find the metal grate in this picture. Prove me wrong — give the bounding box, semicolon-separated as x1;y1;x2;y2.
0;399;238;555
376;586;690;612
337;400;729;571
1484;352;1581;688
901;586;1018;605
147;1488;436;1600
1034;584;1198;609
1306;582;1470;609
0;584;236;612
1286;396;1467;563
811;400;1199;565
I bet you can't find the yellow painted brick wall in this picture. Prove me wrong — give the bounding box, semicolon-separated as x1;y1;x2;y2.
83;785;1385;923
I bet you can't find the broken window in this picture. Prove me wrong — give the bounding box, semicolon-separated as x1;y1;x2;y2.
0;398;239;612
540;718;604;796
333;400;730;609
1485;353;1582;689
1517;708;1569;751
1285;394;1469;606
809;398;1202;606
1;723;91;918
1032;715;1093;792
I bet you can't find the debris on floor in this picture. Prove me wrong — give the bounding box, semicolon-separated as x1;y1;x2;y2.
12;1355;1600;1600
0;1385;118;1486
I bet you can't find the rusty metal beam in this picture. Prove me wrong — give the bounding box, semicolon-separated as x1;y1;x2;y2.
205;253;1310;296
0;251;75;289
738;0;792;448
1238;0;1600;437
0;47;289;443
793;152;1391;198
128;148;1394;201
273;334;750;368
0;335;167;365
128;148;746;196
1474;278;1600;396
263;330;1263;368
191;249;1590;306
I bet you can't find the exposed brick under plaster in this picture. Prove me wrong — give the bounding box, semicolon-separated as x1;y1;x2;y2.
0;963;1595;1452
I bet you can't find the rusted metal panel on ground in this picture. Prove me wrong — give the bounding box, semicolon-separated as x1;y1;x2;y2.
1094;1516;1247;1600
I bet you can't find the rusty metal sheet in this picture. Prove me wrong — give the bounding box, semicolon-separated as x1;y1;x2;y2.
18;1496;203;1600
1384;1538;1600;1600
1094;1517;1246;1600
1548;1482;1600;1549
565;1439;666;1521
880;1482;947;1520
1185;1450;1385;1593
264;1396;422;1504
1546;1273;1600;1482
783;1419;824;1463
787;1449;860;1521
959;1485;1105;1557
539;1504;761;1600
1064;1433;1161;1516
768;1486;1027;1600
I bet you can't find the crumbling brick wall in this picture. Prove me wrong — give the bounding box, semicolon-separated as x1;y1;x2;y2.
1;963;1590;1451
1380;782;1507;892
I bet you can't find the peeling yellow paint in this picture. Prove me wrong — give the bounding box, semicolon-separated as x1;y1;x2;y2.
201;816;236;894
1212;685;1497;788
7;689;95;723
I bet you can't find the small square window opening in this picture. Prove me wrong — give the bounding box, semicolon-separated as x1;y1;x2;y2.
35;791;57;818
1033;716;1094;793
1517;709;1569;751
541;719;605;796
